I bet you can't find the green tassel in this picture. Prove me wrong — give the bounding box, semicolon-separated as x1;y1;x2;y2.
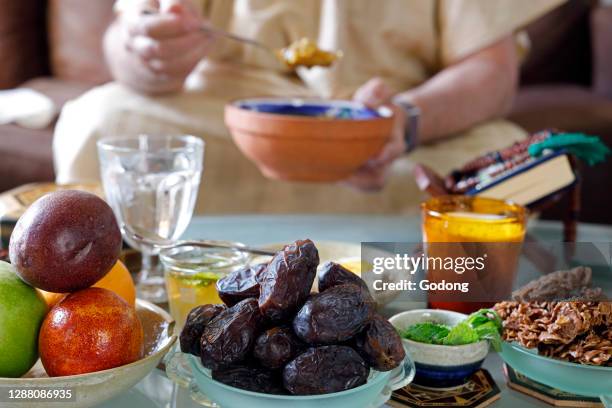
528;133;611;166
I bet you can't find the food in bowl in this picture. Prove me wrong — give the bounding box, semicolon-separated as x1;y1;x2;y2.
494;266;611;367
0;261;47;378
216;263;267;306
225;98;394;181
39;287;144;377
389;309;490;387
38;259;136;308
277;38;341;69
283;345;368;395
494;301;611;366
9;190;122;293
1;299;175;408
253;326;304;370
179;240;408;396
1;190;153;380
510;266;603;302
400;309;503;350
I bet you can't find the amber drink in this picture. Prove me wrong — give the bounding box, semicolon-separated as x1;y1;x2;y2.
421;196;526;313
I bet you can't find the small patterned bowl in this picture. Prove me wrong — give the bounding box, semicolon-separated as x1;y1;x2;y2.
389;309;489;388
165;345;415;408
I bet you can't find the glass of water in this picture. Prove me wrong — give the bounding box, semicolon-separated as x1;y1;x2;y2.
97;135;204;303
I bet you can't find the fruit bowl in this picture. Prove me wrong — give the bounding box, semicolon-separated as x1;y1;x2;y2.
165;345;415;408
0;300;176;408
500;341;612;407
225;98;394;182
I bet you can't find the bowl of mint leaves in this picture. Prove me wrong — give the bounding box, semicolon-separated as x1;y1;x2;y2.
389;309;502;387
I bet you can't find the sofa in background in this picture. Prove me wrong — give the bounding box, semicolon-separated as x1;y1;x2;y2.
1;0;611;222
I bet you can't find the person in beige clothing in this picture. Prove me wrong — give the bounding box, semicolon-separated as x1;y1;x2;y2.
53;0;564;214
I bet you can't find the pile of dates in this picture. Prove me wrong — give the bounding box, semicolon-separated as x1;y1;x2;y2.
180;239;406;395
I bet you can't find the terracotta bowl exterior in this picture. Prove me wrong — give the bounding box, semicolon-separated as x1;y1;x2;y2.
225;98;394;182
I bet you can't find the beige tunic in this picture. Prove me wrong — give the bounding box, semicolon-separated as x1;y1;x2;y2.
54;0;564;214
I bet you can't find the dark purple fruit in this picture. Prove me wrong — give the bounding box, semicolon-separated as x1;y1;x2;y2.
353;314;405;371
283;346;368;395
217;263;267;306
200;298;262;369
318;261;369;293
212;365;286;394
9;190;122;293
258;239;319;323
253;326;303;369
293;284;375;344
180;304;226;356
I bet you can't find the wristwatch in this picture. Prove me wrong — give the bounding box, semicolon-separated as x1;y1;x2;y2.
392;97;421;153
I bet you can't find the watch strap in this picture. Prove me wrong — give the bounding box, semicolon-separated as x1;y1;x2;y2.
392;98;420;153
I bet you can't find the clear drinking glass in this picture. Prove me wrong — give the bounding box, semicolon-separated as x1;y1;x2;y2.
97;135;204;303
160;244;250;330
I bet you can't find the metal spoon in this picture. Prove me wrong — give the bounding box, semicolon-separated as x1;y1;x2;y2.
200;25;275;54
200;25;340;68
123;224;277;256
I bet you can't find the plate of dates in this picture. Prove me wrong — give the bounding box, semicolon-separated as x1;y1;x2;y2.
166;239;415;408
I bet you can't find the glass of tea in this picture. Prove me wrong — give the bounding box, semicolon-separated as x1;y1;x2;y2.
160;244;250;330
421;195;527;313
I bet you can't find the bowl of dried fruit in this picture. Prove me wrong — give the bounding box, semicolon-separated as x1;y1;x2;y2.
495;301;612;407
166;239;415;408
166;350;413;408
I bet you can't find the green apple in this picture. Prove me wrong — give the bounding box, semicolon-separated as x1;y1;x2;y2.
0;261;47;377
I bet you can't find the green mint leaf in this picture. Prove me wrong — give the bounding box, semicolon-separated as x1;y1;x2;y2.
466;309;502;332
401;322;450;344
474;321;503;352
442;322;480;345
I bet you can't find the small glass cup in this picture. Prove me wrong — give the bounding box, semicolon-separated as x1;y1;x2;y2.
160;244;250;330
421;195;527;313
97;134;204;304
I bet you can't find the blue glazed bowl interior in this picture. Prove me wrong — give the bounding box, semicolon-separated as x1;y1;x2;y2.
234;98;391;120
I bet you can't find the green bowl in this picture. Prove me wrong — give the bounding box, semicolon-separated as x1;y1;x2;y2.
500;342;612;407
165;346;415;408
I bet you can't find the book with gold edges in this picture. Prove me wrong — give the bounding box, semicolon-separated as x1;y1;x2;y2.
439;130;578;208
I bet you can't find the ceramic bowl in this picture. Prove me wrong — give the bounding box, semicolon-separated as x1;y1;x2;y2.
166;345;415;408
500;342;612;407
0;299;176;408
389;309;489;387
225;98;394;182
